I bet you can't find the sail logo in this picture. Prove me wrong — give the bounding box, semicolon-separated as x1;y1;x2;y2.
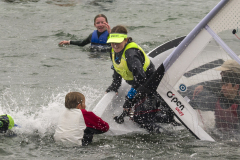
167;91;184;116
179;84;187;92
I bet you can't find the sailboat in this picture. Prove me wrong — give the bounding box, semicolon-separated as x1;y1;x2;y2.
93;0;240;141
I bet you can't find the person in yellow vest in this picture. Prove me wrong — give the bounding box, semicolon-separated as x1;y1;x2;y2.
0;114;15;133
105;25;156;124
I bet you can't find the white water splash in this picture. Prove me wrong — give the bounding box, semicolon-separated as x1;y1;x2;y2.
0;86;103;137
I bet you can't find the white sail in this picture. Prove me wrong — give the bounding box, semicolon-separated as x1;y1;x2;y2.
158;0;240;141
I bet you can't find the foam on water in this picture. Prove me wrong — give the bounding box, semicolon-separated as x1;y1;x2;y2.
0;85;152;138
0;86;103;137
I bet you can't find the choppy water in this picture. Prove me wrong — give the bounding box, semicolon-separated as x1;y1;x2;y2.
0;0;239;159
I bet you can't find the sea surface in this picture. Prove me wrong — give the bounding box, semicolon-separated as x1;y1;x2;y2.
0;0;239;159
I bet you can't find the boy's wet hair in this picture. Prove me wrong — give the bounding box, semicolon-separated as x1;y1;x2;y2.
65;92;85;109
94;14;108;24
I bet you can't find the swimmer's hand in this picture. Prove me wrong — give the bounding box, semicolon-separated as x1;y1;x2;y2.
192;85;203;100
105;84;118;95
113;110;129;124
59;40;70;46
103;22;111;33
113;116;124;124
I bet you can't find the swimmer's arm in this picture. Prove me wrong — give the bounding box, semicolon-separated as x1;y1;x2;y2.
106;70;122;93
192;81;221;99
103;22;111;34
70;34;92;46
58;34;92;46
125;49;147;85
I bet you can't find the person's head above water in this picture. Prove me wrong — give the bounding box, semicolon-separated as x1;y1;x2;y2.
215;59;240;74
215;59;240;85
0;114;15;132
65;92;86;109
58;14;111;46
94;14;109;33
215;59;240;99
107;25;128;43
107;25;132;53
94;14;108;24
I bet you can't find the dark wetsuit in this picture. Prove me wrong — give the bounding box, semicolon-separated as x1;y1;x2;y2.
107;46;178;131
131;62;179;132
132;93;176;132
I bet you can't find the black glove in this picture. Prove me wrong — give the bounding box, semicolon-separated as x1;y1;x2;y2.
113;116;124;124
105;84;118;93
113;110;129;124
